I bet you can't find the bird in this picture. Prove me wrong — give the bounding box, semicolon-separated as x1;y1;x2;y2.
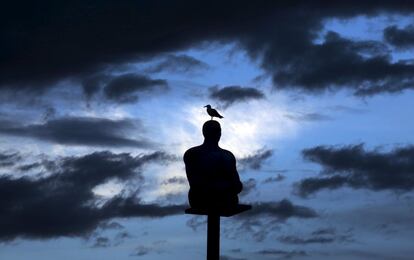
204;104;223;120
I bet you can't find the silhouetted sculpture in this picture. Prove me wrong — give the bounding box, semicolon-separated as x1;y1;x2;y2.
184;120;251;260
184;120;242;209
204;105;224;120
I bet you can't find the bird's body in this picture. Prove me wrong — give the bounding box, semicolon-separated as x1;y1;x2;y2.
204;105;223;120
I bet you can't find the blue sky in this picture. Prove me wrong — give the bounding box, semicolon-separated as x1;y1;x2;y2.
1;2;414;260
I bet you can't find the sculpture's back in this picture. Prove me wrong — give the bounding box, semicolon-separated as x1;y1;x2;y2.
184;120;242;209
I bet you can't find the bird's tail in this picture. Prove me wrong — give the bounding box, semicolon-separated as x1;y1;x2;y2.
218;115;224;118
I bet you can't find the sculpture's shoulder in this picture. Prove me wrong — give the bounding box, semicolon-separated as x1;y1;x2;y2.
183;145;203;162
219;148;236;161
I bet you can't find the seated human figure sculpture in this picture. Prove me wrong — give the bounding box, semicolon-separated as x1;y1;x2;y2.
184;120;243;209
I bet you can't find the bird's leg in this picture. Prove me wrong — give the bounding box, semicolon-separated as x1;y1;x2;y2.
211;116;213;120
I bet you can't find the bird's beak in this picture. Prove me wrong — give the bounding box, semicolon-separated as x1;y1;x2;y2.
203;105;207;107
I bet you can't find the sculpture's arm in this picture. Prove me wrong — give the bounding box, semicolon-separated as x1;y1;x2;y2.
183;149;205;188
229;152;243;194
183;151;195;185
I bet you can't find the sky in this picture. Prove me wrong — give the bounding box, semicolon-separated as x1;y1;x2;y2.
1;1;414;259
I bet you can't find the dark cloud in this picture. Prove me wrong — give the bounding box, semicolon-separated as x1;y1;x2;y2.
89;230;132;248
209;86;264;108
0;116;152;148
0;151;183;241
131;246;151;257
279;235;334;245
185;216;206;231
98;221;124;230
285;112;332;122
91;236;111;248
0;1;270;91
384;25;414;49
130;241;167;257
187;199;317;237
239;149;273;170
241;199;318;220
114;231;132;243
295;175;348;197
223;218;270;242
188;199;318;242
278;228;353;245
161;176;187;185
4;2;414;97
81;74;110;101
296;144;414;197
272;31;414;96
263;174;286;184
239;178;257;197
255;249;308;259
145;54;209;73
220;255;247;260
103;73;168;103
328;105;367;114
18;162;42;172
0;151;21;167
80;73;168;103
42;107;56;121
312;227;336;236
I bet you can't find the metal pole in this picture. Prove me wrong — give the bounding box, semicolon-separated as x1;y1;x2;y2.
207;214;220;260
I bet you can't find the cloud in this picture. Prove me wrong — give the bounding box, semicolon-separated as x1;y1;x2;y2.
285;112;332;122
91;236;111;248
81;74;110;101
187;199;318;240
209;86;264;108
384;25;414;49
185;216;206;231
270;31;414;96
80;73;168;103
103;74;168;103
130;246;151;257
278;228;353;245
296;144;414;197
312;227;336;235
89;230;132;248
241;199;318;220
0;116;152;148
328;105;367;114
263;174;286;183
130;241;167;257
145;54;209;73
161;176;187;185
239;149;273;170
255;249;308;259
186;199;318;243
18;162;42;172
98;221;124;230
4;2;414;97
0;2;269;90
295;175;348;197
239;178;257;197
0;151;183;241
220;255;247;260
0;151;21;167
279;235;334;245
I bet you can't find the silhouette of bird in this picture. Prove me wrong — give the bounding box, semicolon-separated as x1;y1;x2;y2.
204;105;223;120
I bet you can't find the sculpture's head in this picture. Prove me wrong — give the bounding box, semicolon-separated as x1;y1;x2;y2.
202;120;221;143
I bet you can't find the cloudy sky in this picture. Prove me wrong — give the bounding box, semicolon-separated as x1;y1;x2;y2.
1;1;414;259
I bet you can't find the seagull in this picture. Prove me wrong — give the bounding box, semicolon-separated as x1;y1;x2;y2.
204;105;223;120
